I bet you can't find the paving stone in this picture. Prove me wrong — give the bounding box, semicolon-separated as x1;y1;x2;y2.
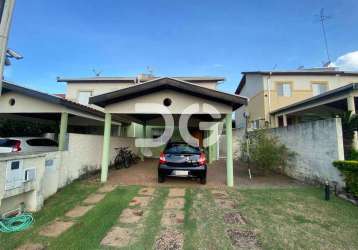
211;189;229;199
101;227;134;248
65;205;94;218
39;220;74;237
138;187;155;196
129;196;152;207
214;199;236;209
164;198;185;209
227;229;261;249
16;243;44;250
119;208;145;224
83;193;105;204
97;184;117;193
168;188;186;197
224;212;246;225
155;229;184;250
161;210;185;226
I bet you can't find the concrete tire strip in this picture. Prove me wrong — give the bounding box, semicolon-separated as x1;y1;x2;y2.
155;188;185;250
210;189;261;250
100;187;155;248
22;185;115;249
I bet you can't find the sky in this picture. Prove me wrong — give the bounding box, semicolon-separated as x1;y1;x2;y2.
4;0;358;94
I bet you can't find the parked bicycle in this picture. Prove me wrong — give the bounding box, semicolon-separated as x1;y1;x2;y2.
111;147;140;169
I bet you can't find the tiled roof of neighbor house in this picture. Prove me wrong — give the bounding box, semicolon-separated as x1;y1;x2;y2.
235;68;358;94
89;77;247;110
57;76;225;83
1;81;129;124
54;93;66;98
270;83;358;115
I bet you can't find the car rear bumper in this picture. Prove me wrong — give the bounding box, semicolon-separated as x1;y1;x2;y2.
158;164;207;178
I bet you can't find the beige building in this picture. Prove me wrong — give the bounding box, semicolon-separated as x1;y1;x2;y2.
235;68;358;129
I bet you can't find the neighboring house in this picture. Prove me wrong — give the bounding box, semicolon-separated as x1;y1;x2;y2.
234;67;358;129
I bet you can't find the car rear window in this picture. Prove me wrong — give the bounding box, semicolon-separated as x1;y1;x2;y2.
0;139;18;147
26;138;58;147
165;143;200;154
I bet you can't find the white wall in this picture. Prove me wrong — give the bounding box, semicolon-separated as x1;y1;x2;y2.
0;133;137;213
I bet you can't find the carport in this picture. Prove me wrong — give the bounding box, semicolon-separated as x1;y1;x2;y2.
0;81;130;149
90;77;247;186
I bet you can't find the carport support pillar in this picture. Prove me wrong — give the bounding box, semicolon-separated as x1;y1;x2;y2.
283;114;288;127
58;112;68;151
101;113;112;183
225;113;234;187
347;95;358;150
140;124;146;161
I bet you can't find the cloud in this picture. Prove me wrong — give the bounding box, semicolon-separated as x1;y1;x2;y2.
329;51;358;71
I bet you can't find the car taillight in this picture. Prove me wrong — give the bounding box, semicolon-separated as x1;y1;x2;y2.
159;152;166;164
198;152;206;166
12;140;21;152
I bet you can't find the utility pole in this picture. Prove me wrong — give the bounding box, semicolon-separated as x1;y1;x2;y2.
317;8;332;63
0;0;15;95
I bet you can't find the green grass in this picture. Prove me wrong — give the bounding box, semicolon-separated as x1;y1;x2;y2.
0;180;99;250
2;181;358;250
231;187;358;250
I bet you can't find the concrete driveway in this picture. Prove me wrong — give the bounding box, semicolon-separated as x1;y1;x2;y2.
107;159;301;187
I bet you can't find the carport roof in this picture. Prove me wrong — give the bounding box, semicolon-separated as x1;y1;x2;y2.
270;83;358;115
1;81;130;124
89;77;248;110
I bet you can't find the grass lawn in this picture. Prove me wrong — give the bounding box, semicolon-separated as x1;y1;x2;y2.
1;180;358;250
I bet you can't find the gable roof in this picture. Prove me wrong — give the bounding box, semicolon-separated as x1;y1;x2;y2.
89;77;247;110
235;70;358;94
1;81;129;124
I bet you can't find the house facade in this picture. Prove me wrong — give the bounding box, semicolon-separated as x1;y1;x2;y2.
235;68;358;129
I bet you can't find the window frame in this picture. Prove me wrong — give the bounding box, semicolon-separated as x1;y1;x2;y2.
275;81;293;97
76;90;93;105
311;81;328;96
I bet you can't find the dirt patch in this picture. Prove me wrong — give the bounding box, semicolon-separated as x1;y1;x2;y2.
16;243;44;250
39;219;74;237
101;227;134;248
97;184;117;193
119;208;145;224
129;196;152;207
65;205;94;218
155;229;184;250
227;229;261;249
214;199;236;209
211;189;229;199
161;210;185;226
224;212;246;225
138;187;155;196
83;193;105;204
168;188;186;197
164;198;185;209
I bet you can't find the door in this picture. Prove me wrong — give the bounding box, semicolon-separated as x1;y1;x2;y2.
191;130;203;147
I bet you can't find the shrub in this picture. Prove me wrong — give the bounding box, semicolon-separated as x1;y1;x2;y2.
333;160;358;196
347;149;358;161
241;130;296;174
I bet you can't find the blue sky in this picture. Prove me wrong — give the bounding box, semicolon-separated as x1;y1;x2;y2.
4;0;358;94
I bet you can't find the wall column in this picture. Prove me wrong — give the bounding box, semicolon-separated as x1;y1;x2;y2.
347;95;358;150
225;113;234;187
58;112;68;151
101;113;112;183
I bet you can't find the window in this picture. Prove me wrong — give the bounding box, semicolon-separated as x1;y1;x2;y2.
26;139;58;147
252;120;260;129
277;83;292;97
312;83;327;96
77;91;92;105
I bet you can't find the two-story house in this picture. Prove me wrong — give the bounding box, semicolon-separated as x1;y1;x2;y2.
235;67;358;129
